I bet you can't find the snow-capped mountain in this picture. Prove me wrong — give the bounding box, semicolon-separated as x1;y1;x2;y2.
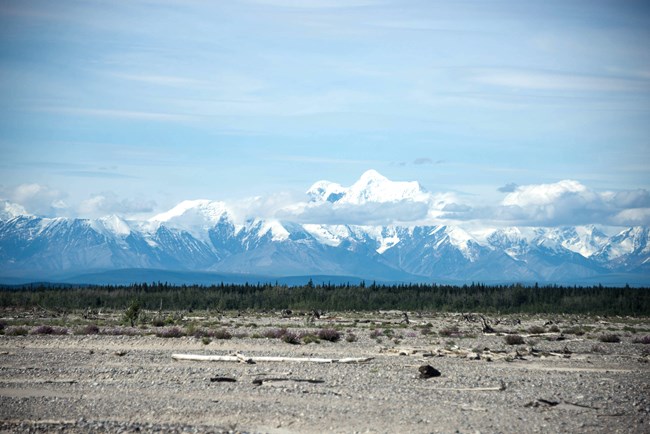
308;169;429;205
0;171;648;285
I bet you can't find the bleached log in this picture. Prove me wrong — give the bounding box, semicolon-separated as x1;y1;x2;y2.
172;353;373;364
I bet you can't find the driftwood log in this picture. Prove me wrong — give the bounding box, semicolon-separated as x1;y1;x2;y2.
172;353;373;364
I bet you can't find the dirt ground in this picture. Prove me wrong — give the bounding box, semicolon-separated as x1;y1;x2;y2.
1;309;649;433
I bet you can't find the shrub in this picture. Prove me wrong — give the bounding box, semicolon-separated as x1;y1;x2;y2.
318;328;341;342
75;324;100;335
122;299;141;327
211;328;232;340
591;344;607;354
151;317;165;327
439;325;460;337
31;325;54;335
100;327;142;336
201;337;212;345
548;325;561;333
420;327;432;335
31;325;68;335
504;334;525;345
563;326;585;336
632;335;650;344
191;328;210;338
599;334;621;343
527;325;546;335
5;326;29;336
282;331;300;345
263;328;288;339
369;329;383;338
155;327;184;338
345;333;357;343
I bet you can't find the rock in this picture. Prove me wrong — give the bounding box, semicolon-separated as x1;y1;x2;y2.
419;365;441;379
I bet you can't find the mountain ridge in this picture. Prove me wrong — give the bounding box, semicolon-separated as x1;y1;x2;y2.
0;171;648;285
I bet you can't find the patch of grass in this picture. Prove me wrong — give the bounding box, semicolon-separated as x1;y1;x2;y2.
100;327;142;336
548;325;561;333
527;325;546;334
623;326;637;334
345;332;357;343
201;336;212;345
302;333;321;344
504;334;525;345
598;334;621;343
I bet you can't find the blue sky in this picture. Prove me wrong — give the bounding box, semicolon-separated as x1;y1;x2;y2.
0;0;649;226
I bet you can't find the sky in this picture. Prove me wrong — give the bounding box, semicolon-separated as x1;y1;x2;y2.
0;0;649;228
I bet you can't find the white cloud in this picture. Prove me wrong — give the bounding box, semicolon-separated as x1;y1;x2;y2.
473;68;648;92
77;192;156;219
277;200;431;226
443;180;650;227
501;180;594;207
1;183;68;217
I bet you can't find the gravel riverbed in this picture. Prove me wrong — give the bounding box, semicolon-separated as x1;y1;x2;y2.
1;311;649;433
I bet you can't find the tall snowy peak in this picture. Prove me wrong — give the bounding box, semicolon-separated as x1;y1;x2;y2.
147;200;231;241
306;170;429;205
306;181;345;203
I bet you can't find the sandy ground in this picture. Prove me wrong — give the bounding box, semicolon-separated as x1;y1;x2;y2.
1;310;649;433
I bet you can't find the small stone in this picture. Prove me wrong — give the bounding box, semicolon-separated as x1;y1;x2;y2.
418;365;441;379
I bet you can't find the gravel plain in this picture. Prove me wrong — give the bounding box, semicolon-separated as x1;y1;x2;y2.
1;310;649;433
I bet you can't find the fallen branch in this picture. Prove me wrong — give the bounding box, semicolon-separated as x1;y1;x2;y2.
427;381;506;392
172;353;373;364
210;377;236;383
430;385;505;392
252;377;324;386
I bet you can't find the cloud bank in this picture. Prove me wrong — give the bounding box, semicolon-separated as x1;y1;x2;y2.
2;175;649;228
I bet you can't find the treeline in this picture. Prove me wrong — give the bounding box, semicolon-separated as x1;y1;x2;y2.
1;281;648;315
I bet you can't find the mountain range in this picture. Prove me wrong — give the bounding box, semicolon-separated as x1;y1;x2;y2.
1;170;648;285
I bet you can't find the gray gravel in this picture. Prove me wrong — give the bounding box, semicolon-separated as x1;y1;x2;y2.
1;312;649;433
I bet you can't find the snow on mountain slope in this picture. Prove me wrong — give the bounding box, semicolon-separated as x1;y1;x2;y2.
90;215;132;237
0;200;29;220
148;200;230;242
594;226;649;268
307;170;429;205
307;181;346;203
